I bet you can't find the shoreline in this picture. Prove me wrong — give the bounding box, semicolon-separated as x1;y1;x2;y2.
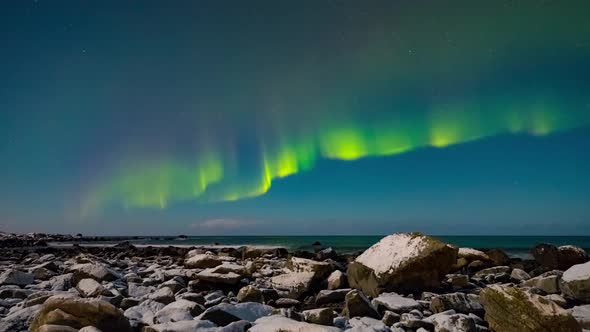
1;232;590;331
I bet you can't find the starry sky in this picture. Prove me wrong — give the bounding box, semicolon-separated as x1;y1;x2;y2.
1;1;590;235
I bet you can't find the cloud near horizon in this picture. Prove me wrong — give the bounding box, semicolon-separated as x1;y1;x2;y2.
189;219;262;232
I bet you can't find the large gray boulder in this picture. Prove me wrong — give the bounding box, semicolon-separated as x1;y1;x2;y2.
561;261;590;302
347;233;458;297
0;269;34;286
480;285;581;332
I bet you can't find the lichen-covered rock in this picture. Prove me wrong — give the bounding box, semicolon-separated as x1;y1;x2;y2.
35;325;79;332
480;285;581;332
237;285;264;303
347;233;458;297
30;295;131;332
561;261;590;302
302;308;336;326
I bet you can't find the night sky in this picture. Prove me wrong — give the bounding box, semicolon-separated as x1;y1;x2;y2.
1;1;590;235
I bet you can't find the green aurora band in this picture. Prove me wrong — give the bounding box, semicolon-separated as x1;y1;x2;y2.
83;101;590;215
80;0;590;215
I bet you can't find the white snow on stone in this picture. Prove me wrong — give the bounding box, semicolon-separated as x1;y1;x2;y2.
250;315;342;332
563;261;590;282
458;248;489;260
355;233;427;276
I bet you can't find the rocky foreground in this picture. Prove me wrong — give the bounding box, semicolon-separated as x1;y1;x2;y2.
1;233;590;332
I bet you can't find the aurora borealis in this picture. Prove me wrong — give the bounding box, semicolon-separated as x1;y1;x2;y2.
1;1;590;234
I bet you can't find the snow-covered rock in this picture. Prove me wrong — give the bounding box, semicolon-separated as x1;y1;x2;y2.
348;233;458;296
288;257;333;279
271;272;315;299
249;315;342;332
561;261;590;302
372;292;421;313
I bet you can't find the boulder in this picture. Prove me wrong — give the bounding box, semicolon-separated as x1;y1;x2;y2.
569;305;590;329
480;285;581;332
510;268;531;282
142;320;216;332
522;271;561;294
249;315;341;332
424;311;477;332
195;269;241;286
348;316;390;331
128;283;155;299
124;299;166;326
154;299;204;323
30;295;131;332
372;292;421;313
342;289;379;319
270;272;315;299
347;233;458;297
302;308;336;326
561;261;590;302
35;325;78;332
184;254;222;269
288;257;332;279
197;302;273;326
79;327;103;332
327;270;347;290
430;293;484;316
67;264;120;283
76;278;105;298
0;269;34;286
315;288;351;306
485;249;510;266
147;287;175;304
0;304;42;332
237;285;264;303
458;248;490;261
532;244;588;271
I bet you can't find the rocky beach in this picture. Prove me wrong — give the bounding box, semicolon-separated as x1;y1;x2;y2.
1;232;590;332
